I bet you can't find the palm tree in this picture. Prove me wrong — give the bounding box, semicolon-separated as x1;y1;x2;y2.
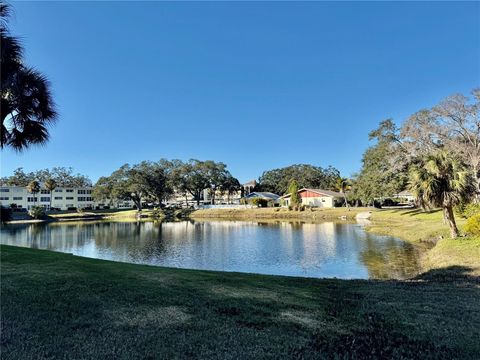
1;2;57;151
44;178;57;210
27;180;40;207
409;151;475;238
335;177;351;209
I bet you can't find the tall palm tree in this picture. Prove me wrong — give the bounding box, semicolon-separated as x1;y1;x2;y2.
409;151;475;238
44;178;57;210
335;177;351;208
27;180;40;207
1;2;57;151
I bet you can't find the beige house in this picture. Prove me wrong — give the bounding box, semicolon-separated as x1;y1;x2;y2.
281;188;344;208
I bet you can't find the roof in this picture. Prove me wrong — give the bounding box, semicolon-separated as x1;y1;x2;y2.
281;188;344;199
397;190;414;196
245;192;280;200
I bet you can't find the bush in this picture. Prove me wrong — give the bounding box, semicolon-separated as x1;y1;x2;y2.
0;206;12;223
29;206;46;219
249;198;269;207
464;213;480;236
150;209;164;219
455;202;480;219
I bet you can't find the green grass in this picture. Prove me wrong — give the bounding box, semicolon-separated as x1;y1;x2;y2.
48;209;158;220
367;209;480;275
191;207;370;221
1;245;479;359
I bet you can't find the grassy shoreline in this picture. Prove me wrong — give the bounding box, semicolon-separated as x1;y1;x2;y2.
1;244;479;359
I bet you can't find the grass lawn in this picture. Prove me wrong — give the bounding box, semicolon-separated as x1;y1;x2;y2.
191;207;370;221
1;245;479;359
368;209;480;275
48;208;157;220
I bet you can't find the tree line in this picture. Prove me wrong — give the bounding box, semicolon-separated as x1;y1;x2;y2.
352;89;479;238
1;167;92;187
93;159;242;210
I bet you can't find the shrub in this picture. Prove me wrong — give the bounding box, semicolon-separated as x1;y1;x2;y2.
29;206;46;219
150;209;164;219
0;206;12;223
455;202;480;219
249;198;268;207
464;213;480;236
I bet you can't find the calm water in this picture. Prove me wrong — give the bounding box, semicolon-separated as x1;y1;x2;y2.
0;220;420;279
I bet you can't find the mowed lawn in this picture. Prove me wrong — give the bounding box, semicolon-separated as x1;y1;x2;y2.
1;245;479;359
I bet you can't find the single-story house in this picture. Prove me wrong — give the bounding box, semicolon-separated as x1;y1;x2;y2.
281;188;345;208
391;190;416;203
243;192;281;206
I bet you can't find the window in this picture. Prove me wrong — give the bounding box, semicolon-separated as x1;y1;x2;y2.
55;189;63;193
86;190;92;194
78;189;87;194
13;197;22;200
0;196;9;200
78;197;94;202
54;197;63;200
66;197;74;200
40;190;50;194
66;189;73;193
27;197;38;202
40;197;50;202
0;188;9;192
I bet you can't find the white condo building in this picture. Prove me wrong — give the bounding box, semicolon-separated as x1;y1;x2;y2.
0;185;133;210
0;185;96;210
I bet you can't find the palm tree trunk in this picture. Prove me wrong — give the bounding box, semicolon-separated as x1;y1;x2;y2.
443;205;459;238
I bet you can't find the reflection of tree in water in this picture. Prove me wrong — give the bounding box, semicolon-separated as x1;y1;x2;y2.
359;233;421;279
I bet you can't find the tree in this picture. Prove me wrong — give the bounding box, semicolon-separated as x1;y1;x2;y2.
44;178;56;210
1;2;57;151
287;180;301;210
143;161;173;207
258;164;340;195
409;151;475;238
1;167;91;187
93;176;115;206
171;160;211;206
221;175;242;204
401;90;480;199
353;120;407;205
335;177;351;208
26;180;40;206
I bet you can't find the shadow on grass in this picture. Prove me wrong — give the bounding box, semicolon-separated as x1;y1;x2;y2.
414;265;479;284
2;246;479;359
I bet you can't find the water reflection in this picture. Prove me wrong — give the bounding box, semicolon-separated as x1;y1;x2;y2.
0;220;420;279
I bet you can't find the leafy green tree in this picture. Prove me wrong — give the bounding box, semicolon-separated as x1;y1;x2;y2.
409;151;475;238
221;175;242;204
93;176;115;206
287;180;301;210
26;180;40;206
44;178;57;210
258;164;340;195
353;120;407;205
1;3;57;150
2;167;91;187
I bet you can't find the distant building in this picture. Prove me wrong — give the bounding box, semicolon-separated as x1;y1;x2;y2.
242;179;257;195
0;185;133;210
392;190;416;203
281;188;344;208
244;192;280;206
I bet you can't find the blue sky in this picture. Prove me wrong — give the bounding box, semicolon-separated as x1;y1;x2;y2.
2;1;479;183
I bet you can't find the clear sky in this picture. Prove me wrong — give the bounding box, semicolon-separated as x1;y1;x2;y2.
2;1;479;183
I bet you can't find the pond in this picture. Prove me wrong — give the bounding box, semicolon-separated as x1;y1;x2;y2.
0;220;421;279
